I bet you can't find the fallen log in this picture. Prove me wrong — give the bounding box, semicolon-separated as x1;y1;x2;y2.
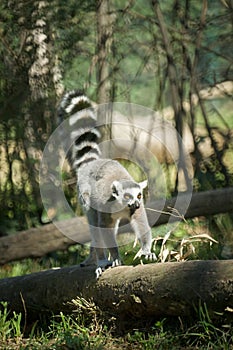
0;187;233;265
146;186;233;225
0;260;233;321
0;216;90;265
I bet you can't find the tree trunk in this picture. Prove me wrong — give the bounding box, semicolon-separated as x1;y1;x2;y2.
0;187;233;265
0;260;233;321
152;0;191;192
96;0;115;103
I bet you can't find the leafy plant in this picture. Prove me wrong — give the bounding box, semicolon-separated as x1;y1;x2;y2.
0;302;23;343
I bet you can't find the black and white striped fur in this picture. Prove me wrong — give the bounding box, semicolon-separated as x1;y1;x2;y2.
59;91;156;277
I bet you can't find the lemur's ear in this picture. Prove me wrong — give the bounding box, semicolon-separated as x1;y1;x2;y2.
111;181;122;198
139;179;148;190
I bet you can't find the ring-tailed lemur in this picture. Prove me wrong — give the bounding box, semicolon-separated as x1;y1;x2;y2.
59;91;156;277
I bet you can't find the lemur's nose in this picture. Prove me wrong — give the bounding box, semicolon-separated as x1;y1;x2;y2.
128;200;140;210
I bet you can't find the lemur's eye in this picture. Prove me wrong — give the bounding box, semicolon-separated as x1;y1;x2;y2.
137;193;142;200
124;193;132;200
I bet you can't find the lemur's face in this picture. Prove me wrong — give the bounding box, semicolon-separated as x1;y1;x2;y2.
111;179;147;210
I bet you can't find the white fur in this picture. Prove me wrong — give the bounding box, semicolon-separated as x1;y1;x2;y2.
65;95;90;114
69;109;96;125
139;180;148;190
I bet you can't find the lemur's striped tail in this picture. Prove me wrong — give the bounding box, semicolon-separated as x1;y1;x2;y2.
59;91;101;169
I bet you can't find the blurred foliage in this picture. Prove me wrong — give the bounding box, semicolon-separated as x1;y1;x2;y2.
0;0;232;239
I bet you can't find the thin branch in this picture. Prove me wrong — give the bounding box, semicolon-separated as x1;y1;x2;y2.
146;206;186;221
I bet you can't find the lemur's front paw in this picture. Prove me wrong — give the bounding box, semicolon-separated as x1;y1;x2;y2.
144;252;157;261
95;259;122;278
95;259;112;279
95;266;104;279
111;258;122;268
134;249;157;261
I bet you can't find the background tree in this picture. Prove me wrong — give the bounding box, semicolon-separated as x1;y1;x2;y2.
0;0;65;233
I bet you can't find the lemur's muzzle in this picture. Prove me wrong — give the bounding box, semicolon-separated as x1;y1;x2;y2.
128;200;140;210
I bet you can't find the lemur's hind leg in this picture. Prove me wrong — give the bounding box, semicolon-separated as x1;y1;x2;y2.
80;246;97;267
80;208;106;267
95;228;121;279
95;215;122;278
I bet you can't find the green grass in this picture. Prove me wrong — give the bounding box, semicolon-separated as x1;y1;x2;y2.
1;299;233;350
